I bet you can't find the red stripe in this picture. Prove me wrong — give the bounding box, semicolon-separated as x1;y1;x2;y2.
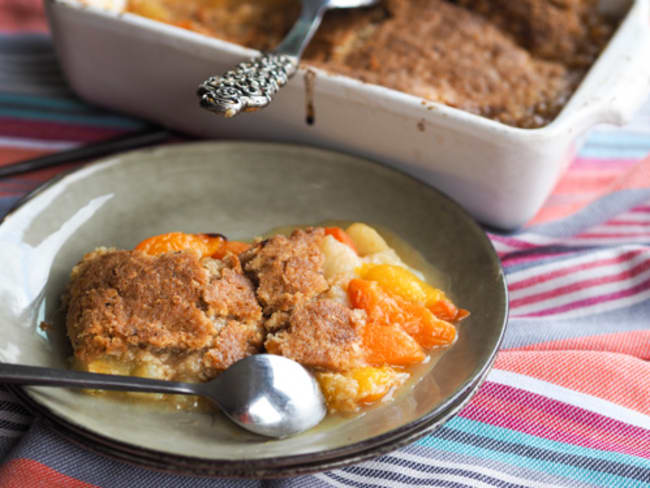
518;276;650;317
0;118;133;142
508;249;645;291
494;351;650;414
601;219;650;227
461;382;650;458
0;458;98;488
0;163;83;200
510;256;650;308
0;0;48;32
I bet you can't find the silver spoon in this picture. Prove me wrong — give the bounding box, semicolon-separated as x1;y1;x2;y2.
197;0;379;117
0;354;326;438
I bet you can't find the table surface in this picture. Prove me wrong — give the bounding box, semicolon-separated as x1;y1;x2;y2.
0;2;649;487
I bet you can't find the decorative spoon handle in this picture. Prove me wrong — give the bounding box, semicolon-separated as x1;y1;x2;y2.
198;54;298;117
198;1;326;117
0;362;198;396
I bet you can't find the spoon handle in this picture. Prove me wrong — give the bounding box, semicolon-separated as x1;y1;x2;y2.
197;2;326;117
0;363;199;396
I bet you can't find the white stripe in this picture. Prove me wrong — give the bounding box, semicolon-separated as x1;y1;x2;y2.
509;252;650;301
488;369;650;430
318;467;495;488
313;473;353;488
567;236;650;245
511;266;650;315
0;410;31;424
0;136;78;151
390;451;565;488
507;245;647;283
515;287;650;320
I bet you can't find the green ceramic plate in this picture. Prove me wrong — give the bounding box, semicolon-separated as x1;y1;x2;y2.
0;142;507;477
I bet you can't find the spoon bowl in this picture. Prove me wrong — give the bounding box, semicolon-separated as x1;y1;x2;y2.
203;355;327;437
0;354;327;438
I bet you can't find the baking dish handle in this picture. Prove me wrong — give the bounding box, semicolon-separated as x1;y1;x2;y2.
558;0;650;129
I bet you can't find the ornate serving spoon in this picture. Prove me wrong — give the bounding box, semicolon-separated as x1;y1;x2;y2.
0;354;327;438
197;0;379;117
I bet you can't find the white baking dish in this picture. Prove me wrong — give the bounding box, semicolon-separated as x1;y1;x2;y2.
45;0;650;228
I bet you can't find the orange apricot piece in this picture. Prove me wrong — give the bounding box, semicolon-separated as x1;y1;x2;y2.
348;278;456;354
397;299;457;348
428;296;470;322
362;320;426;366
134;232;220;257
348;279;426;366
135;232;252;260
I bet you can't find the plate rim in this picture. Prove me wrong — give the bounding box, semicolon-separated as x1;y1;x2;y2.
8;357;494;478
1;140;508;475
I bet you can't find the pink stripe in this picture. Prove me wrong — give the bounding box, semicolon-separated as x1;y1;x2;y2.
510;257;650;308
488;234;539;250
577;232;650;239
630;206;650;213
570;158;639;169
508;249;645;291
518;276;650;317
461;382;650;458
0;118;132;142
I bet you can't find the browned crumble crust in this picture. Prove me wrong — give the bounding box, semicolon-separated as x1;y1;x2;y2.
454;0;613;67
64;248;263;378
240;227;329;315
126;0;615;128
265;300;367;372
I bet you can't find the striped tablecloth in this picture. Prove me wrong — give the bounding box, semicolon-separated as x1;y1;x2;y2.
1;2;649;487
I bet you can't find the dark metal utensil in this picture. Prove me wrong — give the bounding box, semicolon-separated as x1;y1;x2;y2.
0;127;171;178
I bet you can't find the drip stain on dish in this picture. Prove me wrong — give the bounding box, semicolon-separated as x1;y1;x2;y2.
304;69;316;126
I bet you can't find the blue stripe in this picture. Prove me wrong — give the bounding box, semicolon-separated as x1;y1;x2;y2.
0;196;21;218
0;107;145;128
579;131;650;158
448;416;650;470
0;92;104;113
402;443;602;488
417;417;650;487
578;147;650;159
343;457;527;488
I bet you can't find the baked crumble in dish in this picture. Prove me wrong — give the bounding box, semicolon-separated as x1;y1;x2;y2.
125;0;616;128
63;224;468;413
